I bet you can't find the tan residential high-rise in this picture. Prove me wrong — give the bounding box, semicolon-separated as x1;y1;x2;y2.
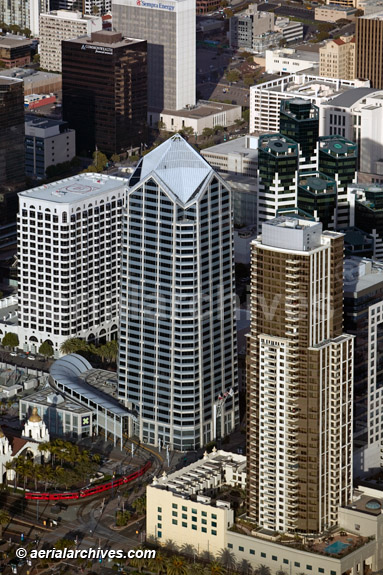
39;10;102;72
319;36;355;80
247;217;353;534
356;12;383;89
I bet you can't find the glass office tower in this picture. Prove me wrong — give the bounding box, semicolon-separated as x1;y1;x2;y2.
118;135;239;450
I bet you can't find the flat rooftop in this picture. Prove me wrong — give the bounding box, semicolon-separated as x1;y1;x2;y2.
360;9;383;18
346;493;383;516
25;114;66;129
201;135;258;160
0;37;32;48
161;100;240;119
0;76;23;86
22;386;91;415
19;173;127;204
272;49;319;62
344;257;383;296
67;32;145;49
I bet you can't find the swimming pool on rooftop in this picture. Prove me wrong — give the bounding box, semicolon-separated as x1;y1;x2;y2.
325;541;350;554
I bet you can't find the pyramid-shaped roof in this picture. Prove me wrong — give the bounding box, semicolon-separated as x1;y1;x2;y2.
132;134;213;205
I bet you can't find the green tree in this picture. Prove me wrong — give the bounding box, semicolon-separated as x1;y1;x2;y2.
148;551;167;574
132;495;146;516
256;566;271;575
59;337;87;355
217;549;237;572
116;510;131;526
166;556;188;575
39;341;54;358
207;562;226;575
111;153;120;163
0;510;10;538
239;560;253;575
226;69;240;83
243;74;256;87
242;109;250;123
2;332;19;349
33;54;40;64
92;150;108;172
55;538;76;551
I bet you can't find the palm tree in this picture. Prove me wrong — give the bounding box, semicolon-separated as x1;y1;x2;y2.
166;556;188;575
148;551;167;574
38;441;51;463
200;551;214;563
181;543;197;559
256;565;271;575
129;553;146;573
59;337;87;355
187;563;206;575
207;561;226;575
0;510;10;538
5;460;14;488
164;539;179;553
217;549;237;573
238;560;253;575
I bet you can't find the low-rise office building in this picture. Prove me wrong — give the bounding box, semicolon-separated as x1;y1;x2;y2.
25;115;76;179
315;5;357;21
265;48;319;74
151;100;242;136
0;37;32;69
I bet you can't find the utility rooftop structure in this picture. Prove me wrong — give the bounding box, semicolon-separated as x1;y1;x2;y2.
118;134;239;450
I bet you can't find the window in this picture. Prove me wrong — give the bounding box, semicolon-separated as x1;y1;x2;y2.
331;571;336;575
182;506;187;511
192;525;197;530
192;509;197;514
261;553;266;558
211;530;217;536
202;511;207;517
182;522;187;528
157;523;162;529
319;569;324;573
158;531;162;538
239;546;244;552
182;513;187;519
250;550;255;556
307;566;312;571
158;515;162;521
212;521;217;527
172;504;178;509
202;527;207;533
212;514;217;519
172;519;177;525
272;556;277;561
157;507;162;512
228;544;233;549
295;563;300;568
283;560;289;565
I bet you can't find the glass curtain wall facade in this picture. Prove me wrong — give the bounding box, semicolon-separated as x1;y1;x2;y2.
118;135;239;450
298;172;337;230
279;98;319;166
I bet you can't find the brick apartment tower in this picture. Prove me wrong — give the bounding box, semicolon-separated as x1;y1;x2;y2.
246;217;353;533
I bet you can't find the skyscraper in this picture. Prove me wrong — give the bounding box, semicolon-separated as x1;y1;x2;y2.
62;31;147;156
356;12;383;89
112;0;195;112
18;174;125;354
247;217;353;533
118;134;238;450
279;98;319;166
317;135;357;228
297;171;337;229
257;134;299;228
0;77;25;225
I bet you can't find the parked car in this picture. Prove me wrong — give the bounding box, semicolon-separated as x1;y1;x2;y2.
27;355;36;361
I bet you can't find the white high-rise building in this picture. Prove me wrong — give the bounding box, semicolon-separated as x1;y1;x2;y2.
39;10;102;72
17;173;126;354
247;217;353;533
112;0;196;112
118;135;239;450
0;0;49;36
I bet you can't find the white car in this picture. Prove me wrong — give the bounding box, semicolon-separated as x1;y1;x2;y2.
10;351;17;356
27;355;36;360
